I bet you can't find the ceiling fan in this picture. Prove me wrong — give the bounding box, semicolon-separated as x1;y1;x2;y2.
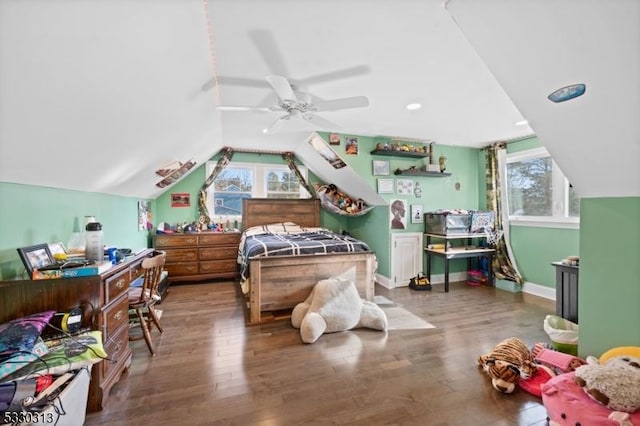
216;75;370;134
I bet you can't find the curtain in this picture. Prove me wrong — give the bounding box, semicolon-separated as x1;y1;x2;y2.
282;151;316;198
486;143;524;284
197;147;234;226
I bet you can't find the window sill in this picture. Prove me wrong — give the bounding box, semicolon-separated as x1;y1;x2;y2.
508;216;579;230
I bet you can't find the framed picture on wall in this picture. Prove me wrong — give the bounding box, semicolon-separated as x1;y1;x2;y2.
377;178;394;194
372;160;390;176
411;204;424;224
396;179;414;195
171;193;191;207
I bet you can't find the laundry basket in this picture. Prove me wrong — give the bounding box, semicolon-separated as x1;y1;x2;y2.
543;314;579;355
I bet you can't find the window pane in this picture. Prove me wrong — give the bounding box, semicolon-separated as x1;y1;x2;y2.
265;169;300;196
212;167;253;216
507;157;553;216
568;184;580;217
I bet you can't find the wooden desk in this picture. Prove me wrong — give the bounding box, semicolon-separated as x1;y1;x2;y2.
424;233;495;292
0;248;154;412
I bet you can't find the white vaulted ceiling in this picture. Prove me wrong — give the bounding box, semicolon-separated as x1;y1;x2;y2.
0;0;637;199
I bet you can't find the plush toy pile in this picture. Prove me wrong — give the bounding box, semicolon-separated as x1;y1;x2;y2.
291;277;388;344
542;347;640;426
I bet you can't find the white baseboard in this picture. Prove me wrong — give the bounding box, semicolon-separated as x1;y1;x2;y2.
522;281;556;301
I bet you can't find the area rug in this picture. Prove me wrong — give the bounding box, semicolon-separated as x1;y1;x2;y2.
374;296;436;330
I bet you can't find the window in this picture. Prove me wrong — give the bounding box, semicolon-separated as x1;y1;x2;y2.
206;161;309;220
506;147;579;228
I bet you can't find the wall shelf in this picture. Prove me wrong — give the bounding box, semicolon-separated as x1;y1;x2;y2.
370;149;429;158
395;170;450;177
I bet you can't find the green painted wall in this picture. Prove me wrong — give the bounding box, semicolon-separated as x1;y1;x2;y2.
317;132;482;277
0;182;149;280
510;226;579;287
578;197;640;357
504;137;580;288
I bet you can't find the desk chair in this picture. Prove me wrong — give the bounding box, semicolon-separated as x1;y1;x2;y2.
128;250;166;355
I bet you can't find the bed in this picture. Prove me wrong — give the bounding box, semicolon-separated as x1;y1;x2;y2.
239;198;377;325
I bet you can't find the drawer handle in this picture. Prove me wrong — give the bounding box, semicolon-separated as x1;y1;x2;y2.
186;238;197;244
114;310;124;321
187;266;197;272
115;278;126;289
187;253;196;259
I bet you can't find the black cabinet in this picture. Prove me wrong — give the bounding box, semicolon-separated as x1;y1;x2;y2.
551;261;579;323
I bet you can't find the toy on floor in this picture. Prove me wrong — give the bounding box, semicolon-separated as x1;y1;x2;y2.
478;337;537;394
542;347;640;425
532;342;586;375
542;372;640;426
291;277;388;344
574;354;640;413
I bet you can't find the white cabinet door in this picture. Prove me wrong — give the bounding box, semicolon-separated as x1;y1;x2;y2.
391;233;422;288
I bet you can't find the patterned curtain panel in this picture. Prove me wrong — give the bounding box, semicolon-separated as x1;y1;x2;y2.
282;152;316;198
486;143;524;284
198;147;234;226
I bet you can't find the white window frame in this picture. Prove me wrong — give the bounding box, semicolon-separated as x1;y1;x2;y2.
205;161;309;221
505;147;579;230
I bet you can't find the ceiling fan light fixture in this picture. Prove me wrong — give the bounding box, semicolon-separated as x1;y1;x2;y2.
406;103;422;111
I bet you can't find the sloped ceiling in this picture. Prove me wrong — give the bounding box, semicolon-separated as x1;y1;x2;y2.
1;1;635;200
447;0;639;198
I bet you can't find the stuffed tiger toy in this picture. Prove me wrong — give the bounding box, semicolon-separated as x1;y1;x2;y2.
478;337;537;394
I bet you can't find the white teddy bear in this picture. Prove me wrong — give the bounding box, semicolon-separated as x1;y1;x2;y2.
291;277;388;344
574;355;640;413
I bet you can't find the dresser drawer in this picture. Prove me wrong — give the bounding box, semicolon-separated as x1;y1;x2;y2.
198;233;240;246
165;248;198;262
165;262;199;276
103;295;129;338
105;269;130;304
200;260;238;274
155;234;198;248
199;246;238;261
102;325;128;380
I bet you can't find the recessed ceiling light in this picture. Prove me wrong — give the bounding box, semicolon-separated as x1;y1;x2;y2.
406;103;422;111
515;120;529;126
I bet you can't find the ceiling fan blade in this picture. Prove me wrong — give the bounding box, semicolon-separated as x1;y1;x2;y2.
314;96;370;112
302;113;342;131
265;75;298;103
217;105;276;112
263;115;290;134
300;65;371;86
249;29;290;77
202;76;272;92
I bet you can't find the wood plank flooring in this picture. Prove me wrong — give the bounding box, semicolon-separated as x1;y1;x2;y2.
85;281;555;426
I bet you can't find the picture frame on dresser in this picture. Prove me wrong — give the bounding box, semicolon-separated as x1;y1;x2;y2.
17;243;54;278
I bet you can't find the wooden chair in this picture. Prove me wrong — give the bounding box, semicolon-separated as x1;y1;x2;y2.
128;250;166;355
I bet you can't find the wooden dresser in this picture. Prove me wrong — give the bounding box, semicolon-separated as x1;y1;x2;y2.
0;248;154;412
153;232;240;283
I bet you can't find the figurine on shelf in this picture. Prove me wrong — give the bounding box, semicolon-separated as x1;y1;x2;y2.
439;154;447;172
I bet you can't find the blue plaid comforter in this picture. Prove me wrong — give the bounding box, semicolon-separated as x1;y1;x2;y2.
238;227;371;284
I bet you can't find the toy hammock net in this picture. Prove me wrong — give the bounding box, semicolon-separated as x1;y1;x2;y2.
315;184;375;217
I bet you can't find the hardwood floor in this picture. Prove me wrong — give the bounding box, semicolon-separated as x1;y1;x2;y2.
85;281;555;426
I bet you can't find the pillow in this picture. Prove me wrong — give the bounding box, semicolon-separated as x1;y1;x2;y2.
0;311;55;357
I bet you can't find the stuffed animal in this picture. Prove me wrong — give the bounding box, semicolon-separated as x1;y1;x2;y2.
478;337;537;393
542;372;640;426
291;277;388;344
574;355;640;413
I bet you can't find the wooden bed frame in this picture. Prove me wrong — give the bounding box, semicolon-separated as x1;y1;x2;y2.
241;198;377;325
